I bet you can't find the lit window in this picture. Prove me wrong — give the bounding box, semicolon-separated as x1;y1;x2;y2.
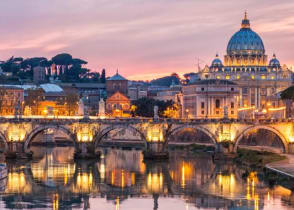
271;76;275;80
261;75;266;79
236;75;240;79
216;76;221;79
225;75;230;80
251;75;255;80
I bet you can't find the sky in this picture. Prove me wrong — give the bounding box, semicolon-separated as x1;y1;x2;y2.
0;0;294;80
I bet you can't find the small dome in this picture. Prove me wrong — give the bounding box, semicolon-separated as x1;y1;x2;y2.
211;54;223;67
269;54;280;67
227;12;265;56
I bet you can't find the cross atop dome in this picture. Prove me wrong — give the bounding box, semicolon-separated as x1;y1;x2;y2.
241;11;250;29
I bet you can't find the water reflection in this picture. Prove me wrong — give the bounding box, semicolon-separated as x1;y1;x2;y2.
0;147;293;209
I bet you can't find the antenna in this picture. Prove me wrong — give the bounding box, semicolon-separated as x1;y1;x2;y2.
195;57;207;72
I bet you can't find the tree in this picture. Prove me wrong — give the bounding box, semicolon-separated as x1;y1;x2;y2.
150;74;181;87
51;53;73;66
132;97;175;117
163;103;180;118
281;86;294;100
100;69;106;83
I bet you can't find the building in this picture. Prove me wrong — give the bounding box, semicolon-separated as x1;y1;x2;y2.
106;72;130;117
154;82;182;102
33;66;46;84
106;92;131;117
182;80;239;119
197;13;292;111
106;71;128;97
60;83;106;115
0;86;24;115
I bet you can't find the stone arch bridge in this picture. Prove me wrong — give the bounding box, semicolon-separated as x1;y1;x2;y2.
0;117;294;158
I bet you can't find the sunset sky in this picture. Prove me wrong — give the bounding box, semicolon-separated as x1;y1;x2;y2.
0;0;294;80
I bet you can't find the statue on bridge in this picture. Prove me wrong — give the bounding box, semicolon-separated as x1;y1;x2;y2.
78;98;85;116
98;98;105;118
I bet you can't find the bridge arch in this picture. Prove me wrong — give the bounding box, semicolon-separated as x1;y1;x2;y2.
24;125;77;153
0;131;8;152
166;125;218;145
234;125;288;153
94;124;147;147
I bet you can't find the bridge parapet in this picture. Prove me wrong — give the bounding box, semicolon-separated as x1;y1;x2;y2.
1;117;294;158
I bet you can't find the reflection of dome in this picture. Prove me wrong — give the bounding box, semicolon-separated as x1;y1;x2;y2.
269;54;280;67
211;54;223;67
227;12;265;56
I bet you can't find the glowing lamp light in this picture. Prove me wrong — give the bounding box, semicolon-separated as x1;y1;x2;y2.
289;136;294;143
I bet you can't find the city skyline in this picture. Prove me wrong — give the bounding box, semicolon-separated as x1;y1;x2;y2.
0;0;294;80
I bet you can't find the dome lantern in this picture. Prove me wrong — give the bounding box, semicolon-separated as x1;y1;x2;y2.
241;11;250;29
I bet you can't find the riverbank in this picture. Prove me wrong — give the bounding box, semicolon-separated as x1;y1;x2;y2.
266;154;294;178
234;148;286;168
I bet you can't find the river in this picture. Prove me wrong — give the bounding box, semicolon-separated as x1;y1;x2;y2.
0;146;293;210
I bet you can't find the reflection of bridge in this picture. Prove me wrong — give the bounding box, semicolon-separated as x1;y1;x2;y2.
1;118;294;157
2;146;294;209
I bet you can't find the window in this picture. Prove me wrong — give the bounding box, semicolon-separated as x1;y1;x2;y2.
201;87;205;91
251;75;255;80
242;88;248;94
261;88;267;96
201;110;205;115
231;88;234;91
216;111;219;115
216;76;221;79
231;111;234;115
201;102;205;109
231;102;234;109
205;75;209;79
261;75;266;80
225;75;230;80
236;75;240;79
215;99;220;109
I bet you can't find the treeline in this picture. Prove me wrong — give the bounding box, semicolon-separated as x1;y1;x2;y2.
0;53;106;83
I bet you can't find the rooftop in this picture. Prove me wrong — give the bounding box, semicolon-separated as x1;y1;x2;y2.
108;72;127;81
189;79;237;86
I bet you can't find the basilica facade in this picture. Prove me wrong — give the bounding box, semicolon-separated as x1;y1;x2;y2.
197;13;292;110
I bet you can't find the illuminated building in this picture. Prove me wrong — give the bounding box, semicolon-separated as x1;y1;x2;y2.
0;86;24;115
182;80;239;119
106;72;131;117
197;13;292;110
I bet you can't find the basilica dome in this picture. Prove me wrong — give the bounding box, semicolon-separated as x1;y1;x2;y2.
226;13;265;56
